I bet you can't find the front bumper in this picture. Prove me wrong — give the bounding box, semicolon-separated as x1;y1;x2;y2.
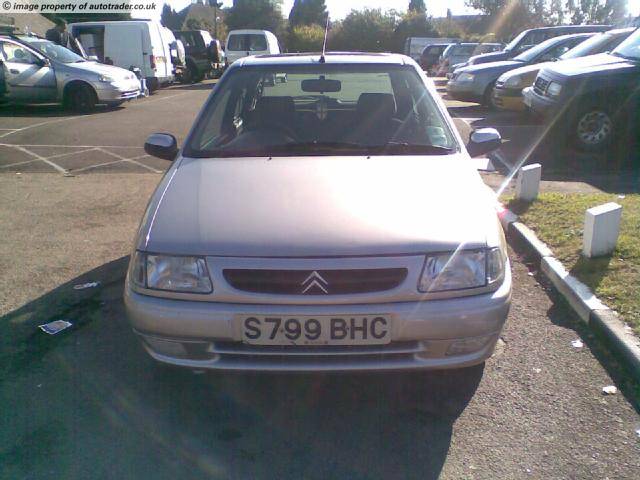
523;86;560;118
124;266;511;372
95;79;141;103
446;80;484;103
492;86;526;111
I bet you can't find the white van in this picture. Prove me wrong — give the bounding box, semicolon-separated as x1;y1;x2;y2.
69;20;174;92
225;29;280;64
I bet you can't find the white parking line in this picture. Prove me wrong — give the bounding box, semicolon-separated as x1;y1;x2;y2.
98;148;160;173
10;145;67;174
45;148;100;160
0;90;197;139
0;143;143;149
0;159;39;169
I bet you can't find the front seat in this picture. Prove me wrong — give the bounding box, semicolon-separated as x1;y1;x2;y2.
250;96;297;140
344;93;402;146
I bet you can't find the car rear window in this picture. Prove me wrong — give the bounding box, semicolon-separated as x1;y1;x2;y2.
228;34;268;52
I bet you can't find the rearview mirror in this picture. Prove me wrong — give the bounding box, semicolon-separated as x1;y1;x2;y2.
467;128;501;158
301;78;342;93
144;133;178;161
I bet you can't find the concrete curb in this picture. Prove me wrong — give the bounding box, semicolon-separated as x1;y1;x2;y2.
499;207;640;381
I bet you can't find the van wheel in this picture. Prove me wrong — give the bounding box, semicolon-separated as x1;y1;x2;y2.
64;83;97;112
572;104;614;152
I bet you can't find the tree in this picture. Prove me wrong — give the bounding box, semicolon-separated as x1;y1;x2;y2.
409;0;427;13
566;0;627;24
289;0;328;27
161;5;182;30
225;0;284;32
287;24;326;51
330;9;397;52
394;11;438;51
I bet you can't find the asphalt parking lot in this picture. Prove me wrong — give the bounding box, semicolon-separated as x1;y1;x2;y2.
1;79;639;479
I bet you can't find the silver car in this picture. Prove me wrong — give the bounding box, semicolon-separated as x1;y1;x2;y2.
0;35;140;110
125;53;511;372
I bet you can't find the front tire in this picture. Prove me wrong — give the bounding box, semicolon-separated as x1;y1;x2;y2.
571;104;614;152
64;83;97;112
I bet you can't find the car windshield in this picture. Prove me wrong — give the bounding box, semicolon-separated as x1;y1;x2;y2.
21;38;85;63
612;29;640;61
186;64;457;158
559;33;610;59
505;30;528;51
514;36;568;62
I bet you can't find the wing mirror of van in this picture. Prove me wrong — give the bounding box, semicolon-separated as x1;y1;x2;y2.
467;128;501;158
144;133;178;161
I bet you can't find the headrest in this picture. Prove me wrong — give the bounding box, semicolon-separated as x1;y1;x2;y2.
356;93;397;119
254;96;295;122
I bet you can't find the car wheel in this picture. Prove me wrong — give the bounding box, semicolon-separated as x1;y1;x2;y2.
65;84;97;112
483;82;496;109
573;106;614;152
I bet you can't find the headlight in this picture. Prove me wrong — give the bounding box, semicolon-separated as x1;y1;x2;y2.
457;72;475;82
418;248;505;293
547;81;562;96
98;74;117;83
130;252;213;293
504;75;523;88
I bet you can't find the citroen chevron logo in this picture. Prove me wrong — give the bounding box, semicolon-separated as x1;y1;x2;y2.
301;271;329;294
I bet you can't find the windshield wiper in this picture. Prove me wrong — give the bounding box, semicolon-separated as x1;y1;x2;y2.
200;141;454;158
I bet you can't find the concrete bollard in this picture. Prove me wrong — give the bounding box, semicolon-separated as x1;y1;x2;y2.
515;163;542;202
583;202;622;258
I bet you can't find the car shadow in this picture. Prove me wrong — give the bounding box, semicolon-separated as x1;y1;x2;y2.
166;81;218;92
0;257;484;480
0;103;124;119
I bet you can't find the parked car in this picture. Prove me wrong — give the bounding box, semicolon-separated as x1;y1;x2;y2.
448;43;504;78
126;53;511;373
225;29;280;65
436;43;479;77
524;28;640;152
448;33;595;106
463;25;611;68
173;30;226;83
0;35;140;110
494;28;635;112
420;43;450;75
404;37;458;62
69;20;175;93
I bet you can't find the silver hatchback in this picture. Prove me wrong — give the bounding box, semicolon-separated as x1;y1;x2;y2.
125;53;511;372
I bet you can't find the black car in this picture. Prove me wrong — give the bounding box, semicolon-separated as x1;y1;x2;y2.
173;30;226;83
467;25;611;67
526;28;640;152
419;43;450;75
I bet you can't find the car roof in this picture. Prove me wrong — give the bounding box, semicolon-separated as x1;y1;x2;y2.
236;52;409;67
523;24;610;32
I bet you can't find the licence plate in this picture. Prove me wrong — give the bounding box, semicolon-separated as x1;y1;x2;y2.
239;315;392;346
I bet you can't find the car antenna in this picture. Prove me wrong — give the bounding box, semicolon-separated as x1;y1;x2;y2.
319;15;329;64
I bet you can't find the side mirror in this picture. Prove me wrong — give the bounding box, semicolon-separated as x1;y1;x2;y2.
87;55;99;62
144;133;178;161
37;58;51;67
467;128;501;158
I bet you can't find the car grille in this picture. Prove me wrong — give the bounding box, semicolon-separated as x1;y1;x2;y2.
223;268;408;295
534;77;549;96
208;340;425;367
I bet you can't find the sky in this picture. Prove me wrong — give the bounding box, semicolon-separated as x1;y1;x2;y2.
151;0;640;21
